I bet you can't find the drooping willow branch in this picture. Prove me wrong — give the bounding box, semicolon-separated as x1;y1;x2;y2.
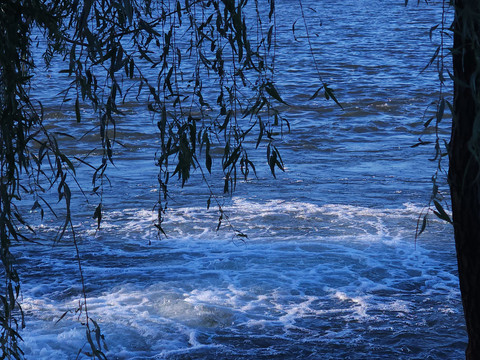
0;1;342;358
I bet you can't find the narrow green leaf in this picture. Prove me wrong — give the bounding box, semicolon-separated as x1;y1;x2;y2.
411;139;432;148
93;203;102;229
433;200;452;223
429;24;439;41
424;116;434;128
309;87;323;100
324;85;343;109
265;82;288;105
436;98;445;124
60;153;76;175
418;215;427;236
55;310;70;325
206;153;212;173
154;223;167;237
75;98;81;123
216;212;223;231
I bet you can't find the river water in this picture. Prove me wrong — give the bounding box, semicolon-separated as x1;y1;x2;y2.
16;0;466;359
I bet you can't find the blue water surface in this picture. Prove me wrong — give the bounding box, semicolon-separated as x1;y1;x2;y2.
17;1;465;359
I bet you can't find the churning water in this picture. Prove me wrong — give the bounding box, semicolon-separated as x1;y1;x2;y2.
17;0;465;359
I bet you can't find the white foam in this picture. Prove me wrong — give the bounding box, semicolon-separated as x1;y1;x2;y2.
331;291;369;318
17;196;461;359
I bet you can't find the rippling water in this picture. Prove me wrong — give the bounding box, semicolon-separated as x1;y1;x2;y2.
17;1;465;359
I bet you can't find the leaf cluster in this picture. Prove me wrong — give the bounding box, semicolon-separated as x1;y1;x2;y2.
0;0;285;358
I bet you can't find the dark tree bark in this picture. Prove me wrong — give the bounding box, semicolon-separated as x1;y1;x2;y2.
449;1;480;358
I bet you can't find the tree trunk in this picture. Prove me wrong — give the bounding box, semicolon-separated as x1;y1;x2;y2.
449;1;480;358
